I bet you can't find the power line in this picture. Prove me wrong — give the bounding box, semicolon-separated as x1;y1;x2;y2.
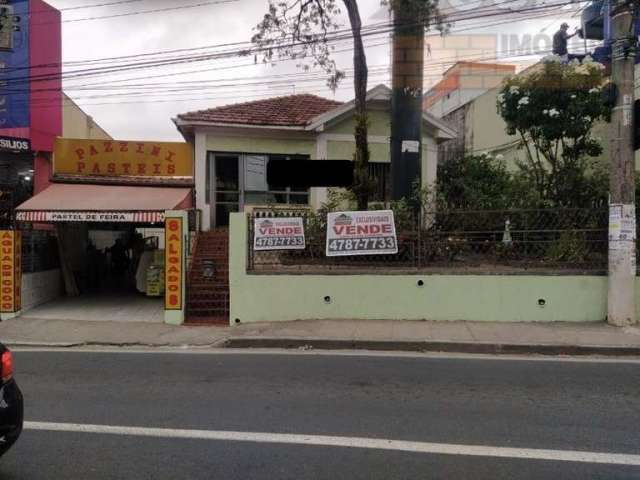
30;0;239;26
4;0;576;87
24;43;563;107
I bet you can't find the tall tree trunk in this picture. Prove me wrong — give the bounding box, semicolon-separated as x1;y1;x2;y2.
342;0;369;211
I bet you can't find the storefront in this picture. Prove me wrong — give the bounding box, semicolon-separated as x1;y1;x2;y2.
10;138;195;325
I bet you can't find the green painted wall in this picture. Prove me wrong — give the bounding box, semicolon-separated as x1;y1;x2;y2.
206;135;315;156
327;141;390;162
230;214;638;325
328;110;390;137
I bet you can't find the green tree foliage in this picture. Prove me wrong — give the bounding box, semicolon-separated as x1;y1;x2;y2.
251;0;442;210
497;56;612;207
438;154;520;209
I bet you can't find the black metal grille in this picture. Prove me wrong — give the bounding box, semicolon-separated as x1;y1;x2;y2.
247;208;609;274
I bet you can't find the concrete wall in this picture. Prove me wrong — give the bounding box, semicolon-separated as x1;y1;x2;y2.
230;213;640;325
62;94;112;140
21;269;63;312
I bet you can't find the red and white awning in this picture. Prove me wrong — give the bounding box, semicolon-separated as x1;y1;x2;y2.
16;211;165;223
16;184;191;224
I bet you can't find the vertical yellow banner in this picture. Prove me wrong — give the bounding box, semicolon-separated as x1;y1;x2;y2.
164;216;183;311
13;232;21;312
0;231;16;313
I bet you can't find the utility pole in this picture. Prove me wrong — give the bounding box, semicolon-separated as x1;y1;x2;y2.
608;0;637;326
390;1;424;202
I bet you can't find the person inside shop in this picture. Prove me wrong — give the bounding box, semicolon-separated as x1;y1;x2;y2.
109;238;130;277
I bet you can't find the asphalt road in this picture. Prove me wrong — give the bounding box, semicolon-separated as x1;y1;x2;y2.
1;349;639;479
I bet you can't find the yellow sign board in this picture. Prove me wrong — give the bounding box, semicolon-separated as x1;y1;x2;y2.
54;138;194;177
164;216;183;311
0;231;21;314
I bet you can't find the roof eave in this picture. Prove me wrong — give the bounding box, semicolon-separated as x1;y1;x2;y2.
306;84;391;131
173;118;307;131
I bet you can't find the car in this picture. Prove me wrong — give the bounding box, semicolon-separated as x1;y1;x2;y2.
0;344;22;457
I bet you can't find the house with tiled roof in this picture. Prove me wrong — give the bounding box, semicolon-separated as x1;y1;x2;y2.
173;84;456;230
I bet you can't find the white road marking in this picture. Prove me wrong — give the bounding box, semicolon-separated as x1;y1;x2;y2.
24;421;640;466
11;347;640;363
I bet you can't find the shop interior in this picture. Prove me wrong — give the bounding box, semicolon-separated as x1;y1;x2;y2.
26;222;166;323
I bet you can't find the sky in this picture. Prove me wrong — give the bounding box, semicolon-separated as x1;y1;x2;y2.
45;0;587;141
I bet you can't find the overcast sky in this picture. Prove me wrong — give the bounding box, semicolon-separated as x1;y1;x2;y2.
46;0;585;141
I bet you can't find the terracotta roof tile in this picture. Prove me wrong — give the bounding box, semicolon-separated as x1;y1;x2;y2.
176;94;343;127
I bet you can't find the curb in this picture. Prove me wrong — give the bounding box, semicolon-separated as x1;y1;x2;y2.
223;337;640;356
5;340;228;349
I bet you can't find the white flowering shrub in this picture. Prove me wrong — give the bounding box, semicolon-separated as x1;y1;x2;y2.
496;58;612;206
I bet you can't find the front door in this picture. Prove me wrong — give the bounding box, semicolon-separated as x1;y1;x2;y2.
210;154;241;228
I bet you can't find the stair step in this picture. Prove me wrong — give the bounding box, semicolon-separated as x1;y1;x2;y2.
188;292;228;299
185;317;228;326
186;230;231;323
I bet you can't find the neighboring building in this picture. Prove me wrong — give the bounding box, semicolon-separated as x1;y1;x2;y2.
62;95;112;141
424;62;516;118
427;61;640;169
173;84;457;230
423;62;517;165
0;0;61;227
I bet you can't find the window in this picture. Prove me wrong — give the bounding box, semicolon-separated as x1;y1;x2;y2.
243;154;310;206
369;163;390;203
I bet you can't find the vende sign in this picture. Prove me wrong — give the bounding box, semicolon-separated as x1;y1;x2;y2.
0;231;21;314
254;217;305;250
54;138;194;177
164;216;183;311
326;210;398;256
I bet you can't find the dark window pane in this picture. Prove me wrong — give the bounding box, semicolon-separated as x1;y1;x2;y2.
216;204;239;227
205;154;211;204
289;194;310;205
368;163;390;202
215;155;239;191
216;192;240;202
244;192;268;204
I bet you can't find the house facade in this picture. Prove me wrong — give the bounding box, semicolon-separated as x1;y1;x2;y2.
174;84;456;230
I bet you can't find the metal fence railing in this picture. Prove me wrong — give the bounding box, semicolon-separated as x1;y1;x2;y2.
247;208;609;274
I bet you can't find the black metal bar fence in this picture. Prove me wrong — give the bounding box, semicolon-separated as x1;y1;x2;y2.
247;208;610;274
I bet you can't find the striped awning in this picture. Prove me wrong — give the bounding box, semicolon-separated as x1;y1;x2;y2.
16;211;165;223
16;184;191;224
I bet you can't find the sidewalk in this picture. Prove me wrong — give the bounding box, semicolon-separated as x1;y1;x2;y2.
2;316;640;356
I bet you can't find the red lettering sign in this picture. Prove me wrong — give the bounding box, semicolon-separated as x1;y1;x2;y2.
164;217;183;311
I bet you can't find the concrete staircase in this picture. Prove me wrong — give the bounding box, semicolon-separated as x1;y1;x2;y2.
186;230;229;325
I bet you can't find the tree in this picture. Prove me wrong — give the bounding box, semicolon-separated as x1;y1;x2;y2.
497;56;612;207
251;0;442;210
437;154;523;210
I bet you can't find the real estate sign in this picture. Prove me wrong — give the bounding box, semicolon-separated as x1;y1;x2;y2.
254;217;305;250
326;210;398;256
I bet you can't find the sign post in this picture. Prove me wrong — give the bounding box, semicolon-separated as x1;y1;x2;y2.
0;231;21;320
164;210;188;325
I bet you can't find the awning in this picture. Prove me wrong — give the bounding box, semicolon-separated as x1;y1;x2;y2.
16;184;191;223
